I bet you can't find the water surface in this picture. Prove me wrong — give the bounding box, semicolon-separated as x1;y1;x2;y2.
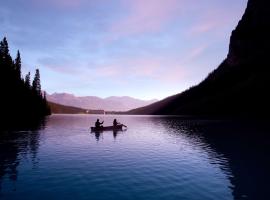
1;115;270;200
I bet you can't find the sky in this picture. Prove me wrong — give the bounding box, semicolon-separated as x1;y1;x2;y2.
0;0;248;100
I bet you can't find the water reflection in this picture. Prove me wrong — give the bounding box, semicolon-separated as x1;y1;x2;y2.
94;131;102;141
113;130;119;139
158;118;270;200
92;130;124;141
0;118;46;191
0;115;269;200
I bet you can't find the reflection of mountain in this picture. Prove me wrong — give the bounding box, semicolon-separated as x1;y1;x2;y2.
47;93;157;112
0;120;45;190
160;119;270;200
129;0;270;116
204;124;270;200
196;121;270;200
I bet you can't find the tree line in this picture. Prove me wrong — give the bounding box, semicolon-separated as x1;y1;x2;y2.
0;37;51;124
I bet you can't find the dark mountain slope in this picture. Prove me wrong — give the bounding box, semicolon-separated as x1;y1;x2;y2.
128;0;270;117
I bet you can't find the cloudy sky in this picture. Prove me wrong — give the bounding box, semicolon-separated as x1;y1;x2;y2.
1;0;247;100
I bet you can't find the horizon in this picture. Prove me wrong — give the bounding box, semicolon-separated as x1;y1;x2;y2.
1;0;247;100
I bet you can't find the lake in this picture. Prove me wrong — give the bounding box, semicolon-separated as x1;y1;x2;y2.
1;115;270;200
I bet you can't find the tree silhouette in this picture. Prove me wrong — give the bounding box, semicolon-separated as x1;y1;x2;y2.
0;37;51;127
14;50;21;80
32;69;41;96
25;72;31;89
0;37;13;68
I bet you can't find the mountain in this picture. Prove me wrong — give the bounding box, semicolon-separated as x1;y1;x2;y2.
48;102;104;114
47;93;157;111
128;0;270;117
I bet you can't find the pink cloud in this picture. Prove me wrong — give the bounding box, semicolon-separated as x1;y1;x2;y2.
187;7;243;36
189;21;218;35
129;59;162;77
91;57;187;84
110;0;182;38
156;45;208;82
88;43;208;82
92;58;161;79
160;66;186;82
94;65;122;77
184;45;208;62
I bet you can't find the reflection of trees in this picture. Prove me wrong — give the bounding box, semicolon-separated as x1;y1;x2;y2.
159;118;270;200
0;119;46;191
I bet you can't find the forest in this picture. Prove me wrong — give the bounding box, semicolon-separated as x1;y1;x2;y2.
0;37;51;127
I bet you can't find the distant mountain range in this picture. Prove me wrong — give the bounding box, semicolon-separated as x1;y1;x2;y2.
47;93;157;111
128;0;270;117
48;102;105;114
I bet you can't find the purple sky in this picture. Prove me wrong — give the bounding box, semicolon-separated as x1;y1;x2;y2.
1;0;247;100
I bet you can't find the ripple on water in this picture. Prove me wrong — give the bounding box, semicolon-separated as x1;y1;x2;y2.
3;115;264;200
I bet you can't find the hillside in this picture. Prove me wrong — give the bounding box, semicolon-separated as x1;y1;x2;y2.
48;102;104;114
128;0;270;117
47;93;157;111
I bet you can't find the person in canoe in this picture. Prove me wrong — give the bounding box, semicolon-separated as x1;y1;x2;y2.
113;119;127;128
113;119;120;127
95;119;104;128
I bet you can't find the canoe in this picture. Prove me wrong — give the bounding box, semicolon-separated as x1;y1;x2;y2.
90;124;126;132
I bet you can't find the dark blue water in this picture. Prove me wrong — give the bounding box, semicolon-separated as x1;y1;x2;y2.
1;115;270;200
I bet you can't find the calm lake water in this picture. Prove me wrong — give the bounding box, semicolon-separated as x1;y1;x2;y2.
1;115;270;200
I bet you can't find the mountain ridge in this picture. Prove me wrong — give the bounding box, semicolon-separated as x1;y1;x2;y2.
48;101;104;114
47;92;158;112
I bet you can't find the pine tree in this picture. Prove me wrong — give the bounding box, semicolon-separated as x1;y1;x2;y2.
0;40;4;61
0;40;4;72
25;72;31;89
1;37;51;125
14;50;22;80
32;69;41;96
0;37;13;67
43;91;48;101
0;37;14;95
43;91;51;115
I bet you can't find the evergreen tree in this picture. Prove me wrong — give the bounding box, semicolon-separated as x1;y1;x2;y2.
0;41;4;68
32;69;41;96
14;50;22;79
43;91;47;101
0;37;12;67
1;37;51;126
0;40;4;61
25;72;31;89
43;91;51;115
